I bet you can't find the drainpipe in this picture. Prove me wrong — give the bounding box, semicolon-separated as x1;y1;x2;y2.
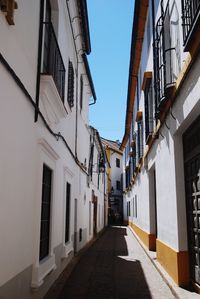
35;0;44;122
151;0;158;118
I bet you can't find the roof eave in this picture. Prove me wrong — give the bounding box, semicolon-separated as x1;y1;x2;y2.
120;0;149;151
82;53;97;103
78;0;91;54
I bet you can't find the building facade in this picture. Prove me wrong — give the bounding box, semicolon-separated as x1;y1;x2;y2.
122;0;200;290
101;138;123;225
0;1;105;298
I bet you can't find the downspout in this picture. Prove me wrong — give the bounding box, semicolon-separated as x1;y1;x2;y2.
151;0;157;118
35;0;44;122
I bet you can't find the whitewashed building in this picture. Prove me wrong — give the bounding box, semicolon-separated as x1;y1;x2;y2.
101;138;123;225
122;0;200;290
0;1;105;298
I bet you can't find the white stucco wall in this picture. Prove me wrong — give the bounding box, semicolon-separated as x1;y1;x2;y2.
123;0;200;254
0;0;105;297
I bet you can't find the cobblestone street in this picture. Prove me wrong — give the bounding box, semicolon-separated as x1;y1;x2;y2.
47;226;175;299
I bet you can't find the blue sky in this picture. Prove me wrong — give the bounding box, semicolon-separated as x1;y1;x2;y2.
87;0;134;142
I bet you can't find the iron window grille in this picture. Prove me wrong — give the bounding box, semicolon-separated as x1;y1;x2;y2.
131;143;136;174
144;79;154;142
88;143;94;179
39;165;52;261
42;21;65;103
67;60;75;108
125;165;131;189
154;0;178;114
182;0;200;50
65;182;71;243
137;121;144;162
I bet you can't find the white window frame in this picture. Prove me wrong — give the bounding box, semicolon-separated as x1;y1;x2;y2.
31;139;59;288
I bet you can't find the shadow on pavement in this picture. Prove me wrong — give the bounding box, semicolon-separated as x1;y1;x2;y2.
58;226;152;299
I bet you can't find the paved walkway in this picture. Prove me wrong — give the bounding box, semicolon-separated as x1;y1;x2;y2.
55;226;175;299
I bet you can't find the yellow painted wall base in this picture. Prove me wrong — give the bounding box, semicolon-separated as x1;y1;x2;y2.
129;221;156;251
156;239;189;287
129;221;190;287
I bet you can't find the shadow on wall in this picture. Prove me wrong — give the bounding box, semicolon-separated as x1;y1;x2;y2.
58;226;152;299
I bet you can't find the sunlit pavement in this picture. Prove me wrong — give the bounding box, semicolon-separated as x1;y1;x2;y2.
46;226;178;299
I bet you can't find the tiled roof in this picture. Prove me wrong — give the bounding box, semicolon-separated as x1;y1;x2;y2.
101;137;123;154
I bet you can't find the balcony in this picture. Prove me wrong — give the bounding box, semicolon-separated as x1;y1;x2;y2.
42;22;65;103
154;1;179;115
182;0;200;51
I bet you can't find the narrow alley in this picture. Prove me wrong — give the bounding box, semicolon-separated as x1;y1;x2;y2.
46;226;175;299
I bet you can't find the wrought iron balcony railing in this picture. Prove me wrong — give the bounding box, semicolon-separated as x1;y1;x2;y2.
154;1;177;114
182;0;200;50
42;22;65;103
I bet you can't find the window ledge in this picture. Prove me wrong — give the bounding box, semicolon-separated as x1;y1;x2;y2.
61;243;74;259
31;254;56;289
40;75;68;125
142;71;152;91
136;111;143;122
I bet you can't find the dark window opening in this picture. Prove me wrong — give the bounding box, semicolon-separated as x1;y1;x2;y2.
137;121;144;161
88;143;94;180
65;182;71;243
144;79;154;142
39;164;52;261
127;202;131;217
116;158;120;168
116;180;121;190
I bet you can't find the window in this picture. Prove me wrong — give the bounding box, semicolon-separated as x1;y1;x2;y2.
182;0;200;50
135;195;137;218
144;79;154;142
137;121;143;161
125;163;131;188
147;13;151;51
154;1;180;112
80;75;83;110
65;182;71;243
42;0;65;102
67;60;74;107
127;202;130;217
116;180;121;190
88;143;94;180
116;158;120;168
89;202;92;235
39;165;52;261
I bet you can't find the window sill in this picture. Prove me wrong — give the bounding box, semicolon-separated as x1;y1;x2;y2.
61;243;74;259
40;75;68;125
31;254;56;289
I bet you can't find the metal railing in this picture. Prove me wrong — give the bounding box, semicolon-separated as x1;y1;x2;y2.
154;1;176;113
144;81;154;141
182;0;200;47
42;22;65;103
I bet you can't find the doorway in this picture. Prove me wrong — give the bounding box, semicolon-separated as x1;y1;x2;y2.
93;196;98;236
73;198;77;253
149;167;157;251
183;116;200;287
